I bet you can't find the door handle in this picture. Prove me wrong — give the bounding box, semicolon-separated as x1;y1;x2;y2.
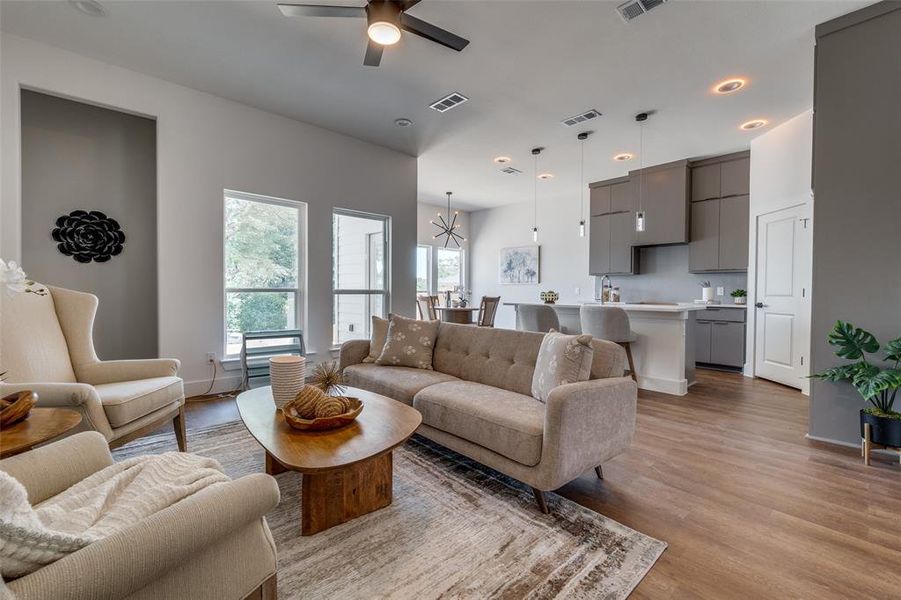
755;302;766;308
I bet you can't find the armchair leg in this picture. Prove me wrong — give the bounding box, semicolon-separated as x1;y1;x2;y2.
531;487;549;514
244;574;277;600
173;405;187;452
595;465;604;479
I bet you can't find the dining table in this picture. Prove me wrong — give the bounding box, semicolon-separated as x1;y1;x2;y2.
434;306;479;324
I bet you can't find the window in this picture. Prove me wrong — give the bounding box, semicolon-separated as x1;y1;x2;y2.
436;247;464;292
416;245;431;294
333;209;390;345
224;191;306;357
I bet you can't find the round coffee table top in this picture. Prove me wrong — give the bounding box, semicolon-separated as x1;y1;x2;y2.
236;386;421;473
0;407;83;459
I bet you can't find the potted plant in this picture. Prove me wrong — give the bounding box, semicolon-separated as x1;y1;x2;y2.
730;289;747;305
699;280;713;302
812;321;901;449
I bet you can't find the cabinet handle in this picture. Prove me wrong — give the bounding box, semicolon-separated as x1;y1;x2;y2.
713;322;728;325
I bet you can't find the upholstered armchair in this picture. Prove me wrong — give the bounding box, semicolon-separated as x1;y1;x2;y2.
0;285;186;449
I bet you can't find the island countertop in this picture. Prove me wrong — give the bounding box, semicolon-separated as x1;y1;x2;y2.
504;301;709;313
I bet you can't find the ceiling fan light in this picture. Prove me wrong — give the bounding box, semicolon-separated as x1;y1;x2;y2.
368;21;401;45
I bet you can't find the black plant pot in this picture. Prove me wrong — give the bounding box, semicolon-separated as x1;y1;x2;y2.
860;409;901;448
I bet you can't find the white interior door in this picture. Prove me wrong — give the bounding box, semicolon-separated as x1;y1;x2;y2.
754;205;810;389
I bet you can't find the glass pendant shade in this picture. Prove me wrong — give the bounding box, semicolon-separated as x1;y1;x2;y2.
579;220;586;237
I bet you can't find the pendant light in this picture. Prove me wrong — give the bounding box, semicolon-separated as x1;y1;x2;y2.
531;147;543;243
635;112;648;233
430;191;466;248
577;131;590;237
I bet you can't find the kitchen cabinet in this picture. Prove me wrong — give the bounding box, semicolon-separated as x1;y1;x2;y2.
691;163;721;202
695;308;746;369
589;212;636;275
630;160;690;246
611;181;633;212
588;214;611;275
718;194;749;270
720;157;750;197
689;199;719;271
589;185;611;216
609;211;636;273
691;154;749;201
689;194;749;272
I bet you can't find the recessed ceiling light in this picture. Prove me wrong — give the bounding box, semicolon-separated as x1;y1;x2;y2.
394;118;413;127
493;156;512;164
368;21;401;46
740;119;768;131
613;153;634;161
714;78;746;94
537;173;555;181
69;0;106;16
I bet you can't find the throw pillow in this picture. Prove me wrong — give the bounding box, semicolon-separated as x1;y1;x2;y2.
375;314;440;370
363;316;389;363
531;330;594;403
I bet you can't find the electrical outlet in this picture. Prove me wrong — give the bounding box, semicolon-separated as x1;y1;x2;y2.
574;286;580;296
716;286;725;297
206;352;216;364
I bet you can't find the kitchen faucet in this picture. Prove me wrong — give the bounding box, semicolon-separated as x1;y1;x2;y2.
598;275;612;304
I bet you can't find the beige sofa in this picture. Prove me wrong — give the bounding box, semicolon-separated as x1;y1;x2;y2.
0;285;186;450
0;432;279;600
339;322;637;512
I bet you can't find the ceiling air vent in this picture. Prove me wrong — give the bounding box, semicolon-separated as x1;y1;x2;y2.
561;109;602;128
617;0;667;22
500;166;523;175
429;92;469;113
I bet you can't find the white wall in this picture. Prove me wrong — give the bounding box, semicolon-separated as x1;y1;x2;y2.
0;35;417;395
470;201;595;330
746;110;813;391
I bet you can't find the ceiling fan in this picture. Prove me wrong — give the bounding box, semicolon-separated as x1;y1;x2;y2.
277;0;470;67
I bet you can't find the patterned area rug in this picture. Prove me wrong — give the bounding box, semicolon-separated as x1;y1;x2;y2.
114;422;665;599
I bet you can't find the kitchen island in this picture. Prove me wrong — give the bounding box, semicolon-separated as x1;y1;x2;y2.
505;302;708;396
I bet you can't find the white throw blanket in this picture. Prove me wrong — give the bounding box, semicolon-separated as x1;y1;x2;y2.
0;452;229;579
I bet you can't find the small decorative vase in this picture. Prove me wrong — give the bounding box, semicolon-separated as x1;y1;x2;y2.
701;287;714;302
540;290;559;304
734;296;746;305
269;355;306;410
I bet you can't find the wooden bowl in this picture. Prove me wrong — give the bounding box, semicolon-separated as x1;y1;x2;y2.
283;397;363;431
1;391;38;427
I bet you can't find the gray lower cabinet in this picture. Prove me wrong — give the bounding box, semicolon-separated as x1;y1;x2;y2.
695;308;746;368
695;320;712;363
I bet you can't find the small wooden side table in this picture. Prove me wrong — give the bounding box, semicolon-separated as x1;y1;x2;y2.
0;408;83;459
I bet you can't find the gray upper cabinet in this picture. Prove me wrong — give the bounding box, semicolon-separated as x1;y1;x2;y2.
609;211;635;274
611;181;633;213
588;214;611;275
720;157;750;197
691;163;721;202
689;199;720;272
718;194;749;270
589;185;611;216
631;160;690;246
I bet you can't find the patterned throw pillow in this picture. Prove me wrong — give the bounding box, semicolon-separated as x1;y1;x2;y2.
363;316;389;363
531;330;595;403
375;314;440;370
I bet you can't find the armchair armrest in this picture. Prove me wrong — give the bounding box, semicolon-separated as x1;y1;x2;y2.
0;431;112;505
541;377;637;487
77;358;181;386
8;473;280;600
339;339;371;371
0;382;112;439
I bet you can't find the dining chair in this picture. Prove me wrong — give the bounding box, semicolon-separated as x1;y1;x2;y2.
580;305;638;382
416;295;439;320
477;296;501;327
517;304;560;333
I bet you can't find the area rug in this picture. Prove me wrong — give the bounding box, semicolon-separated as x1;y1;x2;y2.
114;422;666;599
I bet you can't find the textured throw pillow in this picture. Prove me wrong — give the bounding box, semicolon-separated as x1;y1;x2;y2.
363;316;389;363
375;314;440;370
531;330;595;403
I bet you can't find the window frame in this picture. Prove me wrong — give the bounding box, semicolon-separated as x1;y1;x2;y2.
436;246;465;292
222;189;308;359
416;244;432;294
332;208;391;346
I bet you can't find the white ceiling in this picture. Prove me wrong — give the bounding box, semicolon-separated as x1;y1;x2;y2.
1;0;869;210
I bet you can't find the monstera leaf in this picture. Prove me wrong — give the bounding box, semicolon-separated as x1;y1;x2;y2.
853;368;901;400
883;338;901;363
813;363;865;383
826;321;879;359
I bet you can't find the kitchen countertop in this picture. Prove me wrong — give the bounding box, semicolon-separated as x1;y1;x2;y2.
503;301;708;313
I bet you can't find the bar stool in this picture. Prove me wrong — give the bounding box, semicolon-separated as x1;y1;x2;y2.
579;305;638;382
518;304;560;333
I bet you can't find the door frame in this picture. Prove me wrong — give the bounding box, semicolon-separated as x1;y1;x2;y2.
744;202;813;394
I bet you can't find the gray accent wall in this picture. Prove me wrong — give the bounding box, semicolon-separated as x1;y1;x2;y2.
21;90;158;360
809;3;901;444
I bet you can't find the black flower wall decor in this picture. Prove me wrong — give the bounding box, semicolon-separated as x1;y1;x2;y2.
51;210;126;263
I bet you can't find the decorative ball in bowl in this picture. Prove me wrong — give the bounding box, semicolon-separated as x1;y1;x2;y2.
282;385;363;431
1;391;38;427
540;290;559;304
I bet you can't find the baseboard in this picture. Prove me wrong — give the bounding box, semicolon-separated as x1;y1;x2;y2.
636;374;688;396
184;374;243;399
805;433;897;458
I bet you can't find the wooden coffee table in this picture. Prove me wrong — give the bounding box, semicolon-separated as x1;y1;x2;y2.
0;408;83;459
236;385;421;535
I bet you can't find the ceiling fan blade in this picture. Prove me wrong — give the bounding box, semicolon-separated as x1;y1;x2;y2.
277;3;367;18
363;39;383;66
399;13;469;52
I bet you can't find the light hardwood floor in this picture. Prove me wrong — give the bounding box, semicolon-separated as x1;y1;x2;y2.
168;371;901;599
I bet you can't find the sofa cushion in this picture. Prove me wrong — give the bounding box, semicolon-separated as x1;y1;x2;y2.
589;339;626;378
531;331;594;403
362;316;389;363
376;314;440;370
343;364;459;405
95;377;183;428
413;381;545;467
